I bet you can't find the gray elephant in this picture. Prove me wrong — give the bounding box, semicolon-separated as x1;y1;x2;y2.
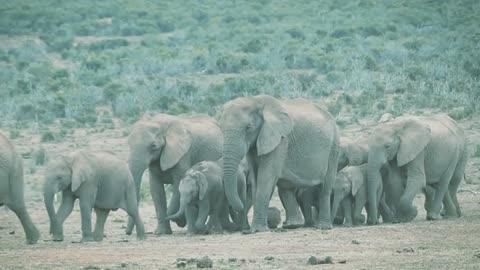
0;131;39;244
126;114;223;235
366;114;467;224
44;150;146;242
165;159;248;235
221;95;339;232
331;165;394;226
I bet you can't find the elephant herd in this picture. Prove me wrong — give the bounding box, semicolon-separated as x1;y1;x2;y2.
0;94;468;244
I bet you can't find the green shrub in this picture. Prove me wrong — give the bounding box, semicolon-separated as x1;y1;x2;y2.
9;130;20;139
40;131;56;142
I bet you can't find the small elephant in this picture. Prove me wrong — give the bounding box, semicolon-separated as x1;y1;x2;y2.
0;131;40;244
165;159;248;235
267;207;281;229
44;150;146;242
331;165;393;226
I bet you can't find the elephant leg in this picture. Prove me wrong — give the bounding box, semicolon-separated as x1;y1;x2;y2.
448;162;466;218
185;205;198;235
195;199;210;234
150;179;172;235
125;192;146;240
93;208;109;241
167;181;186;228
333;206;345;225
79;199;94;242
7;202;40;244
52;191;75;241
342;197;353;227
426;168;455;221
316;151;337;230
378;194;394;223
442;191;457;219
424;185;435;213
397;161;426;222
353;197;366;226
279;186;304;229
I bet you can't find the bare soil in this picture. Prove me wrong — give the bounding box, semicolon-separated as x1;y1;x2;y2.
1;114;480;270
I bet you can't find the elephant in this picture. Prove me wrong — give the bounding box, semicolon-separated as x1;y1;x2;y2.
165;159;248;235
0;131;39;244
220;95;340;232
44;150;146;242
366;114;468;224
126;114;223;235
331;164;394;226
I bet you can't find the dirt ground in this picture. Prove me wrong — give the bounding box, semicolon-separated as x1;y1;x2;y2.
1;113;480;270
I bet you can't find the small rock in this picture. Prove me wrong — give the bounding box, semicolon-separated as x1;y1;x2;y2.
474;252;480;259
176;261;187;268
272;228;287;233
0;226;6;230
396;247;415;253
338;259;347;264
240;259;246;263
83;266;100;270
9;230;15;235
196;256;213;268
320;256;333;264
352;240;360;245
307;256;318;265
120;263;127;268
228;258;237;262
264;256;274;261
248;259;256;263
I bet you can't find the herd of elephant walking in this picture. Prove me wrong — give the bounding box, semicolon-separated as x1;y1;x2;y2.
0;94;468;244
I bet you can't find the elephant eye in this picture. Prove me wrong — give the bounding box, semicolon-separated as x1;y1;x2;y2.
151;142;161;150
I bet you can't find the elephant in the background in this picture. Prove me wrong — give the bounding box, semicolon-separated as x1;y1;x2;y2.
44;150;146;242
366;114;467;224
127;114;223;235
0;131;39;244
221;95;339;232
165;159;248;235
331;165;394;226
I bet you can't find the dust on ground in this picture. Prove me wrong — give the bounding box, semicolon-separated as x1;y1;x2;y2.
1;113;480;270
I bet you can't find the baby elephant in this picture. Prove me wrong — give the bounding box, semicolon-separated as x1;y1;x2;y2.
165;159;248;235
43;150;146;242
331;165;393;226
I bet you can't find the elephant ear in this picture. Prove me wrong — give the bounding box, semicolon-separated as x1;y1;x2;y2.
256;96;293;156
194;171;208;201
349;167;365;196
160;120;192;171
70;152;95;192
396;119;431;167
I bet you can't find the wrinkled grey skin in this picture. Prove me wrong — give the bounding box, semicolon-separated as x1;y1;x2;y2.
44;150;146;242
221;95;339;232
295;136;369;228
331;165;394;226
0;131;40;244
126;114;222;235
366;114;467;224
165;159;248;235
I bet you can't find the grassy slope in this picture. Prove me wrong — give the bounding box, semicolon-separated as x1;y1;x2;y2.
0;0;479;128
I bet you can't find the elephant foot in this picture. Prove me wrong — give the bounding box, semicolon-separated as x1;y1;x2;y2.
315;223;332;230
250;222;269;233
174;218;187;228
354;214;366;225
367;217;378;225
304;221;316;228
81;236;94;242
426;212;442;221
154;225;172;235
343;221;353;227
282;220;304;229
136;233;147;241
26;228;40;244
333;216;344;225
52;234;64;242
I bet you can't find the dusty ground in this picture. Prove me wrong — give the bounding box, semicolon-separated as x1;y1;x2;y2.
1;113;480;270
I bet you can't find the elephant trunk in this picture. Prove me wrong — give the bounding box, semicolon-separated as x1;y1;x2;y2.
128;157;148;203
367;162;382;225
165;196;187;221
331;191;344;222
222;131;246;211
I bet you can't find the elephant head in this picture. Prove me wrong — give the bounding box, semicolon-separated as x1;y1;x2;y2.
127;115;192;203
331;166;364;220
367;117;431;224
220;95;293;211
165;169;208;221
338;136;368;171
43;152;94;238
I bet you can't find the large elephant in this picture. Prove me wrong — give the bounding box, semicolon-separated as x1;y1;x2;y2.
165;159;248;235
366;114;467;224
44;150;146;242
0;131;39;244
126;114;223;235
220;95;339;232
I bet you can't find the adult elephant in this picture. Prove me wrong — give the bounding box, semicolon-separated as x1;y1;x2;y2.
0;131;40;244
366;114;467;224
126;114;223;235
221;95;339;232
